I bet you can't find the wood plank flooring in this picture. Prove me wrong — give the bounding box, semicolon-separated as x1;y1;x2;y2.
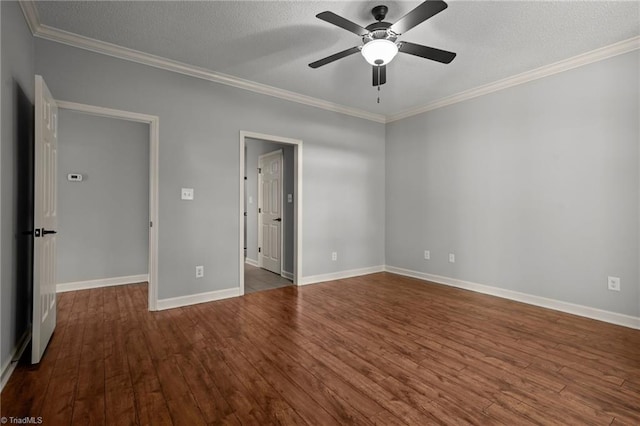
2;272;639;425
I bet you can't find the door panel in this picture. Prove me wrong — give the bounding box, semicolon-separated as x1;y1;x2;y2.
258;150;283;274
32;75;58;364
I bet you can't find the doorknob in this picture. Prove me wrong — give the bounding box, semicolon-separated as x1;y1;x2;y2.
42;229;57;235
273;218;282;222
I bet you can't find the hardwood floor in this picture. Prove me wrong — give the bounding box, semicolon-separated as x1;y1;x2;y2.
244;263;292;294
2;272;639;425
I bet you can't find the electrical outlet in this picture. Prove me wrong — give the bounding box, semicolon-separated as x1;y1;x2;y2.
607;276;620;291
449;253;455;263
331;252;337;261
196;265;204;278
181;188;194;200
424;250;430;260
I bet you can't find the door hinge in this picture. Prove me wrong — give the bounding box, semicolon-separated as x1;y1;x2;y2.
258;208;261;213
258;168;262;173
150;221;153;228
258;247;261;253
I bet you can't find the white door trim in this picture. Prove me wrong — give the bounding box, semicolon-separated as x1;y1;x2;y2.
56;100;159;311
239;131;303;295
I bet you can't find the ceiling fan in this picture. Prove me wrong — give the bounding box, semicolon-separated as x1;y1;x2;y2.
309;0;456;88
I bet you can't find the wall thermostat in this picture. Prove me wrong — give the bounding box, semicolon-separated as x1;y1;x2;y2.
67;173;83;182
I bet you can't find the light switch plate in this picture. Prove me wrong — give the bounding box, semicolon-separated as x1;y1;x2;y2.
181;188;194;200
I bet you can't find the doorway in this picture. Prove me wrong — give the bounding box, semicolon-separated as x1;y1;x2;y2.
56;101;159;310
239;131;302;295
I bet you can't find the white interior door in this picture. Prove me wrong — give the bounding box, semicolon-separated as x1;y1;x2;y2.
32;75;58;364
258;150;283;275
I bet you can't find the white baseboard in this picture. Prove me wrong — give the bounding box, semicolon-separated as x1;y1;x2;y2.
244;258;259;267
281;270;294;280
56;274;149;293
1;330;31;392
384;265;640;330
300;265;385;286
156;287;240;311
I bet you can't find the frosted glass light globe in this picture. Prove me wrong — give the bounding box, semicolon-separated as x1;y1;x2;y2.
361;39;398;65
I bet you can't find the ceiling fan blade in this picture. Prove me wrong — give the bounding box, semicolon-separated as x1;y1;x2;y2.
372;65;387;86
309;46;361;69
390;0;448;35
316;11;369;36
398;41;456;64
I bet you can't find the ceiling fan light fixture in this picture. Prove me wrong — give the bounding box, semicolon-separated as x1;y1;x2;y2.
361;39;398;66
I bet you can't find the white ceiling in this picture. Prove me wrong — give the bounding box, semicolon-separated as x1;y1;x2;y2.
32;1;640;118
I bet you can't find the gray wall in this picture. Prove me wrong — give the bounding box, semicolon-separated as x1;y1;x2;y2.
1;0;35;376
57;110;149;283
245;138;294;273
35;38;386;299
386;50;640;317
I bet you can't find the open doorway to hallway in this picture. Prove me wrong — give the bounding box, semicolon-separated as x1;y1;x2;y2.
55;101;159;310
239;132;302;295
56;109;150;293
244;142;293;293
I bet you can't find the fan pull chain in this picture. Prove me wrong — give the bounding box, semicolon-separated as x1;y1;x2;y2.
377;66;381;103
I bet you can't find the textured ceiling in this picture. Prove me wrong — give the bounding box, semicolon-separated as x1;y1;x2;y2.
33;1;640;117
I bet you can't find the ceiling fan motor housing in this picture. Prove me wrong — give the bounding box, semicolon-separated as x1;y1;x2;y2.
362;21;399;66
364;21;397;41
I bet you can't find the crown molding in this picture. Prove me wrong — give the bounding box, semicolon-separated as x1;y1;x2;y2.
18;0;40;34
19;1;639;125
18;1;385;124
387;35;640;123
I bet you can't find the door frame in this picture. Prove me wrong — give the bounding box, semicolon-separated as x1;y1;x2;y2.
239;131;302;295
56;100;159;311
257;149;284;274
